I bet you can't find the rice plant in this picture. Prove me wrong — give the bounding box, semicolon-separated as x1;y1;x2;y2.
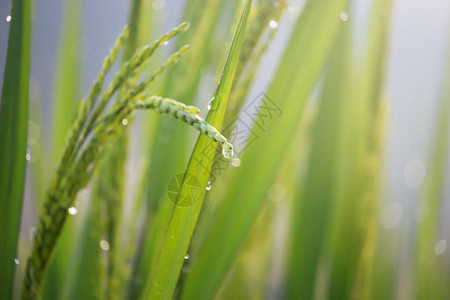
1;0;449;299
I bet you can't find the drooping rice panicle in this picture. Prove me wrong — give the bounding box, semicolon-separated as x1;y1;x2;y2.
22;23;194;300
23;93;231;300
130;96;232;152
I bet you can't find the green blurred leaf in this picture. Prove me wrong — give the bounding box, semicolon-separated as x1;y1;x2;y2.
0;0;31;299
144;1;252;299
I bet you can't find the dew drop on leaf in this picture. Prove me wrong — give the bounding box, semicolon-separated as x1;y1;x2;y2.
340;11;349;22
68;207;78;215
207;97;215;110
269;20;278;29
99;240;110;251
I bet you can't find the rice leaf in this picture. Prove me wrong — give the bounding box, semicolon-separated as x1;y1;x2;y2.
0;0;31;298
144;1;252;299
42;1;83;298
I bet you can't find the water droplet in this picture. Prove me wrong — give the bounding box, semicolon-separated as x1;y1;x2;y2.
121;118;128;126
269;20;278;29
435;240;447;255
99;240;110;251
14;258;19;265
68;206;78;215
231;158;241;167
156;282;161;287
222;147;234;159
206;181;211;191
163;41;169;46
156;290;162;295
340;11;349;22
207;97;215;110
25;150;31;161
184;254;190;259
27;142;41;163
222;148;230;158
6;15;11;22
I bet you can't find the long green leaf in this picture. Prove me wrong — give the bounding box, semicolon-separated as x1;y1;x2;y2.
180;0;349;299
43;1;82;298
416;31;450;300
144;1;252;299
0;0;30;298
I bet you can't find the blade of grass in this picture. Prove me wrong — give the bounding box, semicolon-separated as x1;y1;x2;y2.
179;0;349;299
144;1;252;299
42;1;83;298
0;0;31;298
